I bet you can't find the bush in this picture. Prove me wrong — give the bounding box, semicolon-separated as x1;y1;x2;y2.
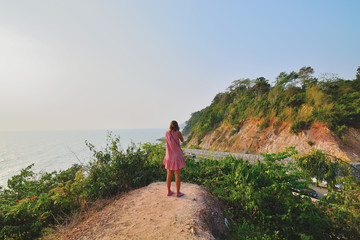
84;138;166;200
197;135;202;145
230;127;240;136
0;136;166;239
290;120;312;134
182;148;346;239
188;145;201;149
295;149;351;190
1;137;359;239
259;118;270;130
0;164;83;239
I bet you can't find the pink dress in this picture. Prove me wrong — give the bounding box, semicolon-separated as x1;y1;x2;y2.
163;130;186;170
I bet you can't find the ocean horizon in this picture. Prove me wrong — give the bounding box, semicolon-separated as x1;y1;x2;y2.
0;128;166;188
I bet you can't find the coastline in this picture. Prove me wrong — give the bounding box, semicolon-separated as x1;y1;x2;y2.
0;128;166;188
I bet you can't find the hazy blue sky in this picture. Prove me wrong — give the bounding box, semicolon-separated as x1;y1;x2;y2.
1;1;359;131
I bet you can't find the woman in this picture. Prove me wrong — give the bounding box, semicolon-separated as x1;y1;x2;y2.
163;120;186;197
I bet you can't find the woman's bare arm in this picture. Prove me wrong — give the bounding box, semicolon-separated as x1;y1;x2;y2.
179;132;184;142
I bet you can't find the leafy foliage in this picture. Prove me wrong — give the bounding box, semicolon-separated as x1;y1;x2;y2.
290;120;312;134
182;148;360;239
0;137;166;239
320;176;360;238
295;150;351;191
0;137;359;239
83;136;166;200
0;164;83;239
258;118;270;131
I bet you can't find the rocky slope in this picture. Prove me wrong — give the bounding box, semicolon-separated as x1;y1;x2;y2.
187;119;360;161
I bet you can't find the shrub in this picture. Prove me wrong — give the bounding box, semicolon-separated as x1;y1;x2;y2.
273;119;281;127
197;136;202;145
1;136;359;239
295;149;351;190
290;120;312;134
84;138;166;200
259;118;270;130
0;137;166;239
0;164;83;239
182;147;350;239
189;145;201;149
230;126;240;136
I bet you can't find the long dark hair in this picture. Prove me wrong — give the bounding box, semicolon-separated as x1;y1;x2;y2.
169;120;180;132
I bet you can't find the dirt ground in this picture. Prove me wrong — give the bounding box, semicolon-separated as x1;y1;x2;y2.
54;182;226;240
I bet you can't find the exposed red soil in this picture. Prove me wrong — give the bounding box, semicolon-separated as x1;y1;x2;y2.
188;120;360;161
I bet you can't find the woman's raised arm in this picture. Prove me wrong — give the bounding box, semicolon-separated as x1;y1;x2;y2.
178;132;184;142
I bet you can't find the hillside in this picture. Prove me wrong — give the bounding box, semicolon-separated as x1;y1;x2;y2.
183;66;360;161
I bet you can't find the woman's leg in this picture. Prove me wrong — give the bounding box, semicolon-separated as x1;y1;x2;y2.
167;169;173;193
174;169;181;194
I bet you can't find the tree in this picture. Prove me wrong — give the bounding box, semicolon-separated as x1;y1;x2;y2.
318;72;339;83
275;71;298;89
353;66;360;91
252;77;270;98
298;66;317;89
227;78;251;93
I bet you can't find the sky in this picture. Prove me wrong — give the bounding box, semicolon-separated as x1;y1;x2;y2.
0;0;359;131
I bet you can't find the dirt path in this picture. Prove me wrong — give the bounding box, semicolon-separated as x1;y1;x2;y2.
58;182;226;240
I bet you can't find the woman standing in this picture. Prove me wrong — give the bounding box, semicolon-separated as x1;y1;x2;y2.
163;120;186;197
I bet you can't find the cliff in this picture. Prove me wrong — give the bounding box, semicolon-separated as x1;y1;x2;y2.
183;67;360;161
187;119;360;161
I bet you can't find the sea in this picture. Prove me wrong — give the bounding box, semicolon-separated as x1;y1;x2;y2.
0;128;166;188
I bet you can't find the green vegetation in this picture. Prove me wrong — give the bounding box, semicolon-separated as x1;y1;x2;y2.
0;136;167;239
0;136;359;239
183;148;359;239
230;126;240;136
184;66;360;143
296;149;352;191
2;67;360;239
258;118;270;131
188;145;202;149
307;140;314;146
290;120;312;134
